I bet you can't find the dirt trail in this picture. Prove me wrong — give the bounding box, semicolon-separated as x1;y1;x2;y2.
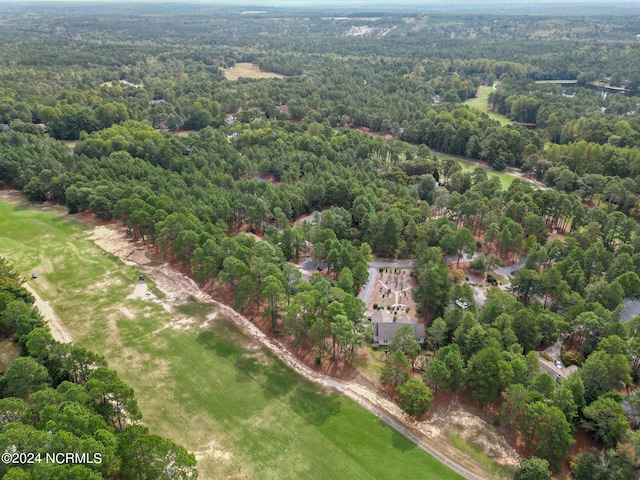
23;283;73;343
89;224;502;480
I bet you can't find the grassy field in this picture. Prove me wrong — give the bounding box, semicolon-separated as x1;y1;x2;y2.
222;62;286;81
453;158;515;190
0;340;20;373
464;86;513;126
0;197;465;480
449;430;513;480
62;140;76;151
432;152;515;190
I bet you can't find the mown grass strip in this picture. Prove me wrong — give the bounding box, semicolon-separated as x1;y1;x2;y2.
464;86;513;126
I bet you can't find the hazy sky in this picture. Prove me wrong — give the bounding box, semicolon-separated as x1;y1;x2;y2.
3;0;633;3
4;0;638;13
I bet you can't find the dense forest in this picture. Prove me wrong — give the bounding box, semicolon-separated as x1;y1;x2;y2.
2;2;640;478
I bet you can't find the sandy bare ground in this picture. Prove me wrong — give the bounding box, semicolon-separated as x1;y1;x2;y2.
87;224;513;480
23;283;74;343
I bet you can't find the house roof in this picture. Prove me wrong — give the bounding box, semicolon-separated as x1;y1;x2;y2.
373;322;425;343
370;310;393;323
396;315;414;324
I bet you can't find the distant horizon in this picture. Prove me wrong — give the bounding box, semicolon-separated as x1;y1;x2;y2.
3;0;640;16
3;0;639;4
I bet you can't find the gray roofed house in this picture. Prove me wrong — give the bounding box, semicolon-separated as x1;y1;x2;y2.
372;322;425;346
396;315;414;324
370;309;393;324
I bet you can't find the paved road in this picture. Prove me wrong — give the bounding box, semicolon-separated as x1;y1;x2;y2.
298;211;322;224
620;298;640;323
360;266;378;305
368;259;415;269
471;285;487;309
493;256;527;280
622;389;640;425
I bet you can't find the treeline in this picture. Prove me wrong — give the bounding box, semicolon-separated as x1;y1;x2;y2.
0;258;197;479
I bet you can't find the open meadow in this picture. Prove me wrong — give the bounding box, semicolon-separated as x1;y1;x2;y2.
222;62;286;81
0;195;465;480
464;86;513;126
432;152;516;190
453;158;515;190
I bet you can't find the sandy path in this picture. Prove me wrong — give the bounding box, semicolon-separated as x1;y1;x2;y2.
23;283;73;343
88;225;495;480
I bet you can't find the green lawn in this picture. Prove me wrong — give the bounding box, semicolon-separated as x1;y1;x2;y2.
433;152;515;190
62;140;77;151
453;159;515;190
0;198;466;480
464;86;513;126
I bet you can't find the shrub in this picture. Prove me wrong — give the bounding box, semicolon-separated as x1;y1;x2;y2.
451;268;465;283
396;378;433;417
561;349;584;366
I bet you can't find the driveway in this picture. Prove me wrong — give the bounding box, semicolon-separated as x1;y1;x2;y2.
359;266;378;308
538;338;577;380
300;257;327;271
368;259;415;269
471;285;487;308
493;256;527;280
620;298;640;323
537;353;577;380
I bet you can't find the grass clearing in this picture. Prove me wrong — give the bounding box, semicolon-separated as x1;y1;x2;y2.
0;196;465;480
464;86;513;126
453;159;514;190
0;340;21;373
62;140;76;151
222;62;286;81
433;152;514;190
354;345;386;375
449;430;514;479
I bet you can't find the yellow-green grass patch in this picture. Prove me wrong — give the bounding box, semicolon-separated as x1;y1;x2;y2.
448;429;514;479
464;86;513;126
0;341;21;374
433;152;515;190
222;62;286;81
